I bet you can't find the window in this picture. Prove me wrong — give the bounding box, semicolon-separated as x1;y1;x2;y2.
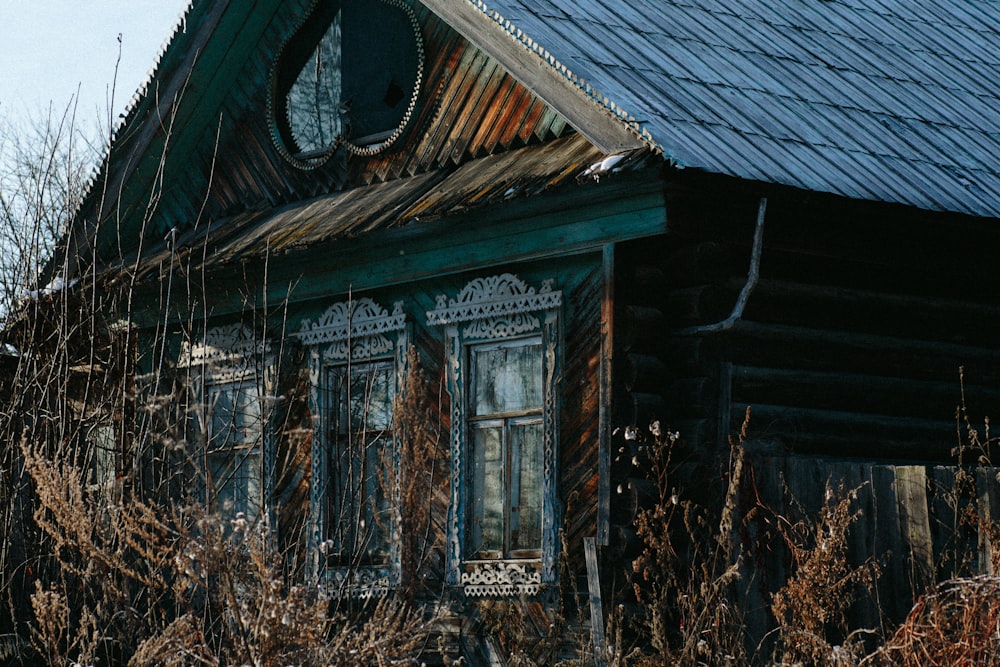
295;297;407;595
324;361;394;566
179;324;270;525
205;378;263;521
427;273;561;597
270;0;424;167
468;339;543;560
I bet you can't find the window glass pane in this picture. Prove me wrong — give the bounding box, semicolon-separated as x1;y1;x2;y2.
470;424;504;558
286;13;343;154
206;379;262;522
329;364;395;433
209;448;260;522
472;341;543;415
510;420;543;555
208;385;235;447
208;381;261;447
235;383;262;440
352;366;394;430
88;423;117;488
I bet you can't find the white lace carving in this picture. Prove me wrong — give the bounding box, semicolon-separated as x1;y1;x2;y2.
426;274;561;339
461;561;542;597
295;298;405;360
179;324;270;383
324;567;391;599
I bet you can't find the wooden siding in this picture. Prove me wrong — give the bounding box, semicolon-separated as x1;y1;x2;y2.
560;262;604;603
739;454;1000;647
121;1;575;247
253;253;605;604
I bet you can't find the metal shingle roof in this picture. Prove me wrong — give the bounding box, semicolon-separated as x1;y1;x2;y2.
471;0;1000;218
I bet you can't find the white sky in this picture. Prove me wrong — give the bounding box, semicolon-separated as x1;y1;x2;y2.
0;1;191;136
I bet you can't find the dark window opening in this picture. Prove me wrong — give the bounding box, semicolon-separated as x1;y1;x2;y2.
272;0;422;163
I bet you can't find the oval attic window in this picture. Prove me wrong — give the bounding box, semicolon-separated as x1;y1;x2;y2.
271;0;424;168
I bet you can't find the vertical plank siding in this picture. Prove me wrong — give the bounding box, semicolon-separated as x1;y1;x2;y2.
740;455;1000;635
146;3;575;243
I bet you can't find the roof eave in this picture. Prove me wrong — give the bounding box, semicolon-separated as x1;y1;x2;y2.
421;0;650;155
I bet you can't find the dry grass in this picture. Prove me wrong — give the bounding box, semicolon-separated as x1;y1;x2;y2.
621;411;750;666
769;480;880;666
863;575;1000;667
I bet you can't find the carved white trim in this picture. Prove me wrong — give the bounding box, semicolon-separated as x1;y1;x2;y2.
324;567;391;600
461;561;543;597
431;274;561;593
302;297;408;588
179;324;271;384
427;274;561;340
295;298;406;360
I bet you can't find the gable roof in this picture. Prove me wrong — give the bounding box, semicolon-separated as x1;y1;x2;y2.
429;0;1000;218
67;0;1000;283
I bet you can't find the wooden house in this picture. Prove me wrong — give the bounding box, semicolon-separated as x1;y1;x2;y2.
55;0;1000;661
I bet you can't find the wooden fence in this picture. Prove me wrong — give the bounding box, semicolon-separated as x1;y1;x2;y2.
737;453;1000;647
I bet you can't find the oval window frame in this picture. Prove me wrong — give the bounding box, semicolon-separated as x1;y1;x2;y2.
269;0;424;170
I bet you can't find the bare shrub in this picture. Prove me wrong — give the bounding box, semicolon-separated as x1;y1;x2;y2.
387;345;446;601
769;480;881;666
864;575;1000;667
623;410;750;666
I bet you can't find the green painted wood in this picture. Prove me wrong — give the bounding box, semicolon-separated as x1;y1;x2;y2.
130;182;666;326
97;0;290;257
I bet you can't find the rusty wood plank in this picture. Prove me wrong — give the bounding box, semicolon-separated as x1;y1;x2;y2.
420;0;645;154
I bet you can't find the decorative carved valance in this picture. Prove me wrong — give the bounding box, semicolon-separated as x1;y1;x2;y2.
295;298;406;360
461;561;542;597
324;567;392;600
179;324;270;384
427;273;561;339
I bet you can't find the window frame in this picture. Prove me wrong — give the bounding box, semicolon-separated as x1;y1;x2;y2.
268;0;425;168
295;297;407;597
427;273;561;597
466;336;545;562
179;324;272;526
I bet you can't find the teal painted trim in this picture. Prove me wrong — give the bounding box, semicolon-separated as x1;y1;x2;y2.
96;0;289;258
131;184;665;327
271;198;663;295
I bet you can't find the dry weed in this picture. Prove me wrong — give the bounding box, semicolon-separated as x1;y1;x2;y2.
625;410;750;666
770;480;880;666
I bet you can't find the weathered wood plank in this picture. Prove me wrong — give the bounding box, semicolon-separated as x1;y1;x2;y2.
598;244;614;545
420;0;646;154
584;537;607;667
977;467;1000;574
895;466;935;596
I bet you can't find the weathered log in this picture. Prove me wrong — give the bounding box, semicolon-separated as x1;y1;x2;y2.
623;352;667;393
665;285;736;325
665;241;733;286
617;305;665;353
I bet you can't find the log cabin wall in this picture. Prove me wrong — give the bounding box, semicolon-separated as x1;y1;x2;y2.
636;173;1000;463
612;170;1000;639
